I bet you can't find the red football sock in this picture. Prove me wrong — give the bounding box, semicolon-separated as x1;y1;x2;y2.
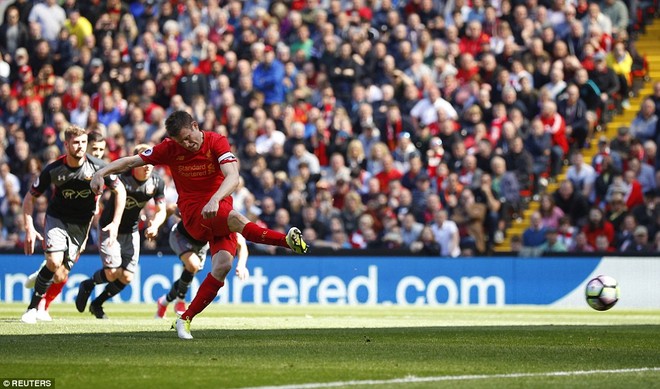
43;279;67;310
181;273;224;321
241;222;288;248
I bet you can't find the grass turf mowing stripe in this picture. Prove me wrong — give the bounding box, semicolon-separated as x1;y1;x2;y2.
243;367;660;389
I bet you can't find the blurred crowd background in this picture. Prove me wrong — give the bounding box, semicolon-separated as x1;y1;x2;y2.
0;0;659;256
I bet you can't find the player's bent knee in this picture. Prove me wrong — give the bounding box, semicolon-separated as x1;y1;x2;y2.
45;254;64;270
104;268;119;281
227;210;249;232
210;267;231;281
210;255;232;280
213;260;232;274
184;263;201;274
182;255;202;273
192;263;203;273
45;262;59;273
120;270;134;284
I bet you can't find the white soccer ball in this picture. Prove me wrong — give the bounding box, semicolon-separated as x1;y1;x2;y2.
585;275;620;311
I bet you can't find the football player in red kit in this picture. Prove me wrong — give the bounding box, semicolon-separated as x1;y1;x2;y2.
91;111;308;339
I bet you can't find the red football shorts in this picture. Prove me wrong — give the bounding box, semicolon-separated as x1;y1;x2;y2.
182;198;237;256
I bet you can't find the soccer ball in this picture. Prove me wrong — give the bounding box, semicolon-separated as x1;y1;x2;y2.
585;275;620;311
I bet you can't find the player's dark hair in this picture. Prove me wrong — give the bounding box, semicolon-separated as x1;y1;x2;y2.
165;110;194;137
87;131;105;144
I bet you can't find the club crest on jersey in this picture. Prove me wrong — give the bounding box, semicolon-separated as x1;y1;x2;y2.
145;182;155;195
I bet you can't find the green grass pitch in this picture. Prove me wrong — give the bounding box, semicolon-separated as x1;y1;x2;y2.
1;304;659;388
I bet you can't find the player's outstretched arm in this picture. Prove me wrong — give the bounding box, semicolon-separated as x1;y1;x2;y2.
22;192;43;256
91;155;147;195
235;233;249;280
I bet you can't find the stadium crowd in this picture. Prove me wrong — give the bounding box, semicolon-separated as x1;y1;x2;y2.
0;0;659;257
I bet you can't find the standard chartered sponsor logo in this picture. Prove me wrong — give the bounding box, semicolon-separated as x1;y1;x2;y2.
228;267;504;306
3;265;505;305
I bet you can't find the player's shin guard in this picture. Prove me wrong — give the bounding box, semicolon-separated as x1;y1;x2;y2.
43;278;67;310
91;280;127;306
241;222;288;248
166;269;195;302
28;267;55;310
165;280;179;303
169;269;194;301
180;273;224;321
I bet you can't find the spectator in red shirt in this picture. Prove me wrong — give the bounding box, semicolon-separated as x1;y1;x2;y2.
623;169;644;209
197;41;225;75
456;53;480;86
594;234;617;252
374;154;403;195
582;207;615;248
459;20;490;57
539;100;569;175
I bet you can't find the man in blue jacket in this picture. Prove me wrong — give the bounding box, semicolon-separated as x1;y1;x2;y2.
253;45;285;107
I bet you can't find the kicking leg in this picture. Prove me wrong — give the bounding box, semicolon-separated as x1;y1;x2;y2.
228;210;308;254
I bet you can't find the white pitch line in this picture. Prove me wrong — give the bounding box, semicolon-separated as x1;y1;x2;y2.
242;367;660;389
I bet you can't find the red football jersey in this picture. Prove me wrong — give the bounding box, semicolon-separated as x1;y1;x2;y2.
139;131;237;217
